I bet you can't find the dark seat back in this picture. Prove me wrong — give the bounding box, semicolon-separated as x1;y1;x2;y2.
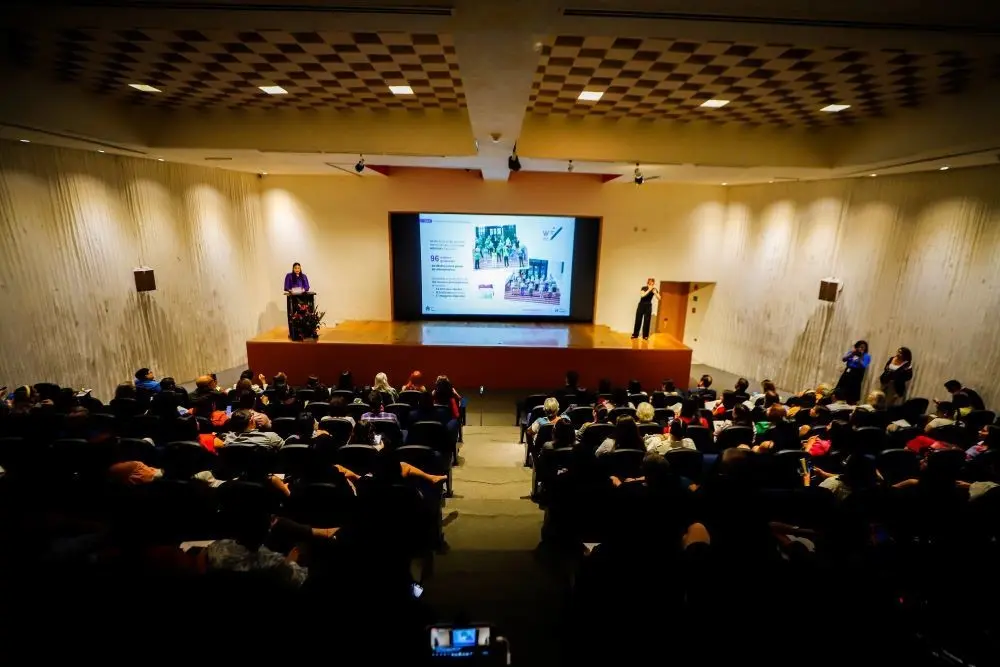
608;407;636;423
605;448;645;479
385;403;411;427
271;417;298;439
566;406;593;427
162;440;216;479
335;444;380;475
637;422;662;438
664;449;704;481
716;425;753;450
397;390;424;407
581;423;615;454
318;417;354;446
877;448;920;485
686;425;715;453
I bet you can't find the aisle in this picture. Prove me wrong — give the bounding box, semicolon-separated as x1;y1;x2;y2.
422;420;569;666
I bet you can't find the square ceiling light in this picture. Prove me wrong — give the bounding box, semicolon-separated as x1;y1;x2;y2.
259;85;288;95
699;99;730;108
128;83;161;92
578;90;604;101
820;104;851;112
389;85;415;95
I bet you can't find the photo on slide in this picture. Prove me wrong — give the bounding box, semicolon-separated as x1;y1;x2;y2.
504;259;561;306
473;224;527;270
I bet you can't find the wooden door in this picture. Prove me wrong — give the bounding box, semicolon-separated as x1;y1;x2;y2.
656;281;689;340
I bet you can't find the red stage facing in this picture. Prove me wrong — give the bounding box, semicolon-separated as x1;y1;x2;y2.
246;321;692;391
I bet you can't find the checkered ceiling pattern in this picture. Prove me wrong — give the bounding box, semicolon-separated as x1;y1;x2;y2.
529;36;1000;127
2;28;465;111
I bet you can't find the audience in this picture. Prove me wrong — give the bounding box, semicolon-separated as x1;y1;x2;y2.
361;390;399;425
373;372;398;403
134;368;161;394
223;409;284;449
943;379;984;412
646;419;696;455
596;416;643;456
402;370;426;392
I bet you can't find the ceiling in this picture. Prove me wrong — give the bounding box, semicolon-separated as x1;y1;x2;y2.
2;0;1000;183
5;27;466;111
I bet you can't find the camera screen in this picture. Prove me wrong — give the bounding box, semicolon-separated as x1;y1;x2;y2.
430;626;491;658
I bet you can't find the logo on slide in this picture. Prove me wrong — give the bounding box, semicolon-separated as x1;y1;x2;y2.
419;217;432;223
542;226;563;241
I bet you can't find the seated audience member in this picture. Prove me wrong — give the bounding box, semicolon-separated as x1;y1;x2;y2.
236;390;271;430
733;377;750;400
192;374;221;397
712;389;743;417
192;394;228;427
402;370;426;392
596;416;644;456
373;372;398;403
609;388;635;410
169;412;222;453
597;378;613;397
925;401;957;432
826;388;853;413
693;374;716;403
857;389;887;412
107;460;221;486
149;390;186;418
967;424;1000;460
635;402;656;424
206;513;316;590
627;379;644;396
304;375;327;396
576;404;609;439
361;390;399;424
677;398;709;428
534;419;579;499
223;409;284;449
196;414;223;453
753;405;796;451
797;405;832;438
134;368;161;394
814;454;879;502
942;379;985;412
328;396;356;427
270;384;299;418
716;403;754;433
233;369;267;394
762;390;782;408
113;383;136;402
556;370;586;403
338;370;355;393
646;419;696;455
292;412;330;442
158;377;188;403
530;397;562;437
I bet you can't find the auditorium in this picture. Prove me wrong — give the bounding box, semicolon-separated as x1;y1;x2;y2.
2;0;999;663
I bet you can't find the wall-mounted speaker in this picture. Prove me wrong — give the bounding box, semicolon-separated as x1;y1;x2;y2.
819;278;841;303
134;267;156;292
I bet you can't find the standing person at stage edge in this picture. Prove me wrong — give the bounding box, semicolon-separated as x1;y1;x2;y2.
632;277;659;340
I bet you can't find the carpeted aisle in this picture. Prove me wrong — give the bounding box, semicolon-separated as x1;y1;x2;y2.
422;415;571;666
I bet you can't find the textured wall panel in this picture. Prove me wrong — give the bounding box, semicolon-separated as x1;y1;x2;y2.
0;142;266;399
694;169;1000;406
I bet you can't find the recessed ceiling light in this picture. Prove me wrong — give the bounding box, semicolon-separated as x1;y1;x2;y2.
19;139;29;143
820;104;851;113
721;182;728;186
578;90;604;101
129;83;161;93
768;180;774;183
700;99;730;108
259;85;288;95
97;150;105;153
157;158;165;162
261;172;268;175
389;85;414;95
939;166;950;171
869;173;877;177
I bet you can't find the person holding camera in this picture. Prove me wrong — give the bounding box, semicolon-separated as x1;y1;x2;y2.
835;339;871;404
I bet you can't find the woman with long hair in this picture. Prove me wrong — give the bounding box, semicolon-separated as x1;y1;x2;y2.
879;347;913;407
836;339;871;404
402;370;426;392
596;416;643;456
373;372;398;403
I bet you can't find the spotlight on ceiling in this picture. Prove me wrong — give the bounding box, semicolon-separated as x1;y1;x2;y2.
567;160;574;173
939;166;950;171
633;163;644;185
508;146;521;172
355;156;365;173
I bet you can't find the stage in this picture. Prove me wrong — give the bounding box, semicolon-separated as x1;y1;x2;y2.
246;321;692;391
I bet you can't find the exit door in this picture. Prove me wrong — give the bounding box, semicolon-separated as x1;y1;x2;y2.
656;281;689;341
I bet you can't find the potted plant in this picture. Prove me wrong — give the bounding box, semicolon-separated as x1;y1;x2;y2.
289;301;325;340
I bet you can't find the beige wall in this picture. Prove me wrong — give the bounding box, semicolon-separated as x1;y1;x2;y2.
695;169;1000;405
0;142;266;399
4;139;1000;405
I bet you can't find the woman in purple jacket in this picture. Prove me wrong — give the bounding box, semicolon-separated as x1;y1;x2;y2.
283;262;310;292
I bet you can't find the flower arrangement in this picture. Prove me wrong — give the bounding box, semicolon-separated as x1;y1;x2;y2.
290;301;325;340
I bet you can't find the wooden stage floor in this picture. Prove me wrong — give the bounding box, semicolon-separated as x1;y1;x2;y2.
247;321;692;391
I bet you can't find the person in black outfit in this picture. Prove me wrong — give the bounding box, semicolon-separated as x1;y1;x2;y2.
943;379;985;411
631;277;658;340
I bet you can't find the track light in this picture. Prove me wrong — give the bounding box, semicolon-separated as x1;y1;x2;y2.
633;163;644;185
567;160;574;173
354;156;365;173
508;146;521;172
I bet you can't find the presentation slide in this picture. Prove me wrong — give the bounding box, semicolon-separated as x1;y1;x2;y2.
418;213;576;317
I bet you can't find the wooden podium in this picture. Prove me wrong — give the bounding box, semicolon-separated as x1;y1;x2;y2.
285;291;315;339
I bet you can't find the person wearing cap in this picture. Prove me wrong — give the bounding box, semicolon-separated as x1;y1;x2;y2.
134;368;161;393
